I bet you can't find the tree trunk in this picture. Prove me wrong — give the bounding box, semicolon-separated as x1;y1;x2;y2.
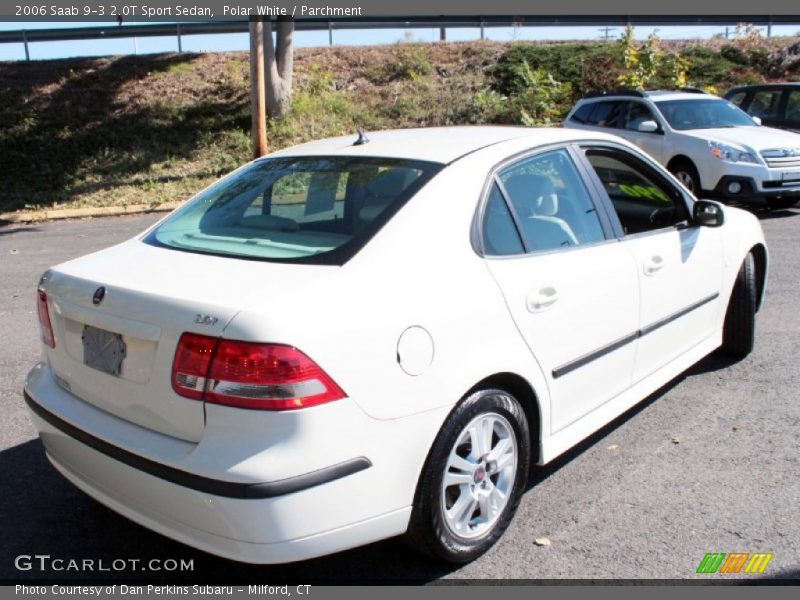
263;16;295;119
249;19;268;158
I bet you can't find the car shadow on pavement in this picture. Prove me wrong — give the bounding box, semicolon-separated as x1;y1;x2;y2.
0;226;42;236
0;437;457;584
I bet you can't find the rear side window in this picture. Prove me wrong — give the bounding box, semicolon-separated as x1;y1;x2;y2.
496;149;606;253
750;90;782;120
786;91;800;122
586;101;624;129
145;157;441;264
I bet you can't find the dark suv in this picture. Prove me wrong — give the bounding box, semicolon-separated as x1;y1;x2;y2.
724;83;800;132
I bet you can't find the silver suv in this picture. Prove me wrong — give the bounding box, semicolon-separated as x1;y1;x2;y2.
563;89;800;209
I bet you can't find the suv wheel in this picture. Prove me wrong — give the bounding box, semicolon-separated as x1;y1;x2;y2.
669;160;701;195
404;388;530;563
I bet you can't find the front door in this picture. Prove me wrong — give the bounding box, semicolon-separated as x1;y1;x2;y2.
581;146;724;383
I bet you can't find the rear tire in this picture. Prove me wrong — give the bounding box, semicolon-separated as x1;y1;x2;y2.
404;388;530;563
721;252;757;358
669;160;701;195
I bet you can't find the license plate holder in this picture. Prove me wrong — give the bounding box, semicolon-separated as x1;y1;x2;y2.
781;171;800;182
82;325;126;376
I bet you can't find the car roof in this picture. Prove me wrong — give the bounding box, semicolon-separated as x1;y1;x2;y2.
265;126;617;164
579;90;712;104
725;82;800;93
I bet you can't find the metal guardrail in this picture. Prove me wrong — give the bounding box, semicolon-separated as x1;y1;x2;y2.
3;15;800;60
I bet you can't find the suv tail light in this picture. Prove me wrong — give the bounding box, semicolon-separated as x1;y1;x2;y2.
37;290;56;348
171;333;346;410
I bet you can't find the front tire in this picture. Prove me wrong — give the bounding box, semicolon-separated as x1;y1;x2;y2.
669;160;701;195
721;252;757;358
404;389;530;563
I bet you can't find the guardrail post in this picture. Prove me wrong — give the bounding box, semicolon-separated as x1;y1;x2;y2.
22;29;30;61
328;21;333;46
177;23;183;52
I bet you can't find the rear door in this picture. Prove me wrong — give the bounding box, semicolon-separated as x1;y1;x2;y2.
578;144;724;383
481;146;640;433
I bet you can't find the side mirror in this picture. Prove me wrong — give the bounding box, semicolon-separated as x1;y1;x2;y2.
752;116;762;126
637;120;660;133
694;200;724;227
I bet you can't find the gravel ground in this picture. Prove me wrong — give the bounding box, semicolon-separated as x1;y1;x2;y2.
0;209;798;582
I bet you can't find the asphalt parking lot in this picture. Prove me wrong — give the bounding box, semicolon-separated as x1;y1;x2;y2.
1;208;798;582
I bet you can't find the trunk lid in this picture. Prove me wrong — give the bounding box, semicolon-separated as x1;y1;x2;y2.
41;239;331;442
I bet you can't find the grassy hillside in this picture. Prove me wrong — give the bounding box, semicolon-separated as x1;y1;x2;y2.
2;37;799;214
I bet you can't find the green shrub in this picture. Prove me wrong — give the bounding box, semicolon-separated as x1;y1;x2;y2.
493;43;621;97
363;45;432;84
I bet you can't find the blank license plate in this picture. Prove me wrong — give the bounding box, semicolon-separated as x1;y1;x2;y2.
82;325;127;376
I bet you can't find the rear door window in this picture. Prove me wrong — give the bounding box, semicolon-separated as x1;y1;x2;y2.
145;157;441;264
749;90;782;120
786;91;800;123
495;149;607;253
586;101;625;129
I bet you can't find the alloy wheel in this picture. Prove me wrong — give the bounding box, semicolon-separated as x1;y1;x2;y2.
440;412;518;539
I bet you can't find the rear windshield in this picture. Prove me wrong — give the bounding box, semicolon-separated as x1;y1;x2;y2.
144;156;441;264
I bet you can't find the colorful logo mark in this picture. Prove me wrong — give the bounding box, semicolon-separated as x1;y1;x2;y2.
696;552;773;574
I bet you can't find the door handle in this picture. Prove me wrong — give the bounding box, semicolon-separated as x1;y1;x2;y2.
526;287;559;312
643;255;664;276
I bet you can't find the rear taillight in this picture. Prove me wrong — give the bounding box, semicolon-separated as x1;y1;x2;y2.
171;333;216;400
37;290;55;348
171;333;345;410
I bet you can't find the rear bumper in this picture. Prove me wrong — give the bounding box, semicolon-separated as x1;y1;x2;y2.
23;363;447;563
25;391;371;499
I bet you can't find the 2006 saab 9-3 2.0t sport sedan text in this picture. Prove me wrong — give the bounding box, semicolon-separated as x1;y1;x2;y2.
25;127;767;564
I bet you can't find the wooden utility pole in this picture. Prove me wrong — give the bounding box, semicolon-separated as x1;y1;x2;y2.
249;18;268;158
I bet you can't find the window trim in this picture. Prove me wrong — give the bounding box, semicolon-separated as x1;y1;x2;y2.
575;142;694;240
472;142;618;260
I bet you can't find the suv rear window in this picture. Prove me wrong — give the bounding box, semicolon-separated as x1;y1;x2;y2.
145;156;441;264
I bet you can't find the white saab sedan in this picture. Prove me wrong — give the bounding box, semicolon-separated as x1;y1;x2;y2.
26;127;767;564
